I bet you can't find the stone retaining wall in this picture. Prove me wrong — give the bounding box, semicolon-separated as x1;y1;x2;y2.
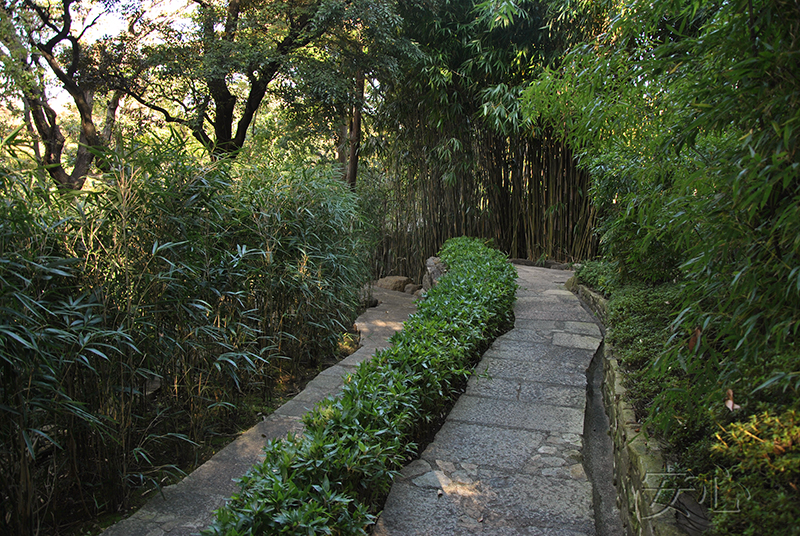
567;279;689;536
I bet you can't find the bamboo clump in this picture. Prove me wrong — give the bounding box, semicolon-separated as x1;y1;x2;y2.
369;120;597;281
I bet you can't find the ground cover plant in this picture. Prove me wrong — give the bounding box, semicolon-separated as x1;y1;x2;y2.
0;130;370;535
576;263;684;423
576;261;800;535
204;237;517;535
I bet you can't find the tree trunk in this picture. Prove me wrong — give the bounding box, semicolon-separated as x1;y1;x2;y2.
337;122;348;174
345;72;365;188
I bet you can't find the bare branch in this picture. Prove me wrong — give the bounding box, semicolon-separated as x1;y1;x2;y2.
125;88;189;126
76;11;104;42
223;0;240;41
66;35;81;77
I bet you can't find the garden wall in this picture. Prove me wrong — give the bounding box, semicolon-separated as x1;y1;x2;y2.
568;279;691;536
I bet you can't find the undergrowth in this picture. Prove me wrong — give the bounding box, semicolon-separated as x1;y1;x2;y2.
0;130;371;535
576;262;800;536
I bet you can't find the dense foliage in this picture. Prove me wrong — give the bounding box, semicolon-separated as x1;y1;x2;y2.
551;0;800;531
0;1;597;533
205;237;517;535
366;0;598;280
11;0;798;531
2;0;599;269
0;130;370;535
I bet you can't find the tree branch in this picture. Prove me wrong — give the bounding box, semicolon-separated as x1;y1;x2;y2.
223;0;240;41
125;89;215;152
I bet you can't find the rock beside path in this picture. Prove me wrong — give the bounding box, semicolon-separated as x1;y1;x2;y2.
423;257;447;290
404;283;423;295
376;275;414;292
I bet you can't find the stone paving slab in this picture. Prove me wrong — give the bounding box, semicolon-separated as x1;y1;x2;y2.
493;327;549;343
374;265;603;536
475;356;589;388
447;396;586;433
339;346;379;367
515;309;598;322
292;384;335;404
102;287;416;536
375;474;594;536
417;422;546;469
210;415;304;464
499;320;601;339
565;321;603;338
467;376;587;409
273;398;321;418
553;332;605;350
482;342;597;365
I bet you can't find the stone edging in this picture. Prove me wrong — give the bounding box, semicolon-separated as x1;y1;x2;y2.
566;278;689;536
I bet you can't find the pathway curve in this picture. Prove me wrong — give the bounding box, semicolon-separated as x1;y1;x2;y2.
373;265;605;536
102;288;417;536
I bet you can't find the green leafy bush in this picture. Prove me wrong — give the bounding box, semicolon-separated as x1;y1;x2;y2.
205;237;517;535
575;260;618;297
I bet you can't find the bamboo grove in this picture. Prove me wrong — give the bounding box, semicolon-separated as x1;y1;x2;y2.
366;0;598;280
0;133;370;535
369;126;597;282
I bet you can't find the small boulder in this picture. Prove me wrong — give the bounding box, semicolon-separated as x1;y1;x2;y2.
404;283;422;294
375;275;414;292
544;260;572;270
422;257;447;290
359;286;379;307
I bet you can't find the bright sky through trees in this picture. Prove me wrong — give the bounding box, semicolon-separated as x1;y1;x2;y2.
44;0;194;112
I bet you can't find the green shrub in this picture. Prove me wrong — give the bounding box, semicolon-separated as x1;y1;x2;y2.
575;260;618;297
204;237;517;535
210;435;376;535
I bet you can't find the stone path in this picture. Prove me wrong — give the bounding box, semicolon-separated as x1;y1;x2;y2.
102;288;417;536
373;265;605;536
103;266;612;536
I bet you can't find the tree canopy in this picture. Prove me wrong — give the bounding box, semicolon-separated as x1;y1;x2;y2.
0;0;409;188
1;0;124;189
